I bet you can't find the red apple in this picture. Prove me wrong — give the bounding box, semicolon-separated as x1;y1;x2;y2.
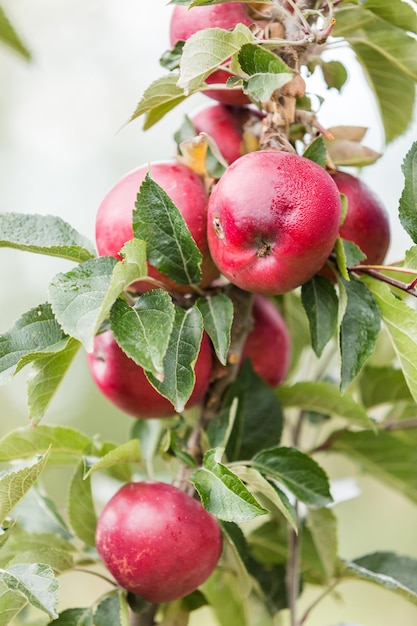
332;170;390;265
95;161;219;293
170;4;254;105
96;481;222;603
242;295;291;387
207;150;342;295
190;103;263;165
87;329;212;419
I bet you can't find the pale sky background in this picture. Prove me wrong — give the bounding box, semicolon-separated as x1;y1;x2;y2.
1;2;417;624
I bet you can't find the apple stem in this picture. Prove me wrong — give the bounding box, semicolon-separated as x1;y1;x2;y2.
129;604;158;626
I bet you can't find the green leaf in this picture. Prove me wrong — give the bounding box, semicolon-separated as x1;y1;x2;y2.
301;275;338;357
83;439;142;478
0;532;75;574
339;277;381;391
399;141;417;244
130;74;187;130
12;488;71;538
110;291;175;378
196;294;233;366
304;508;338;580
358;365;413;408
27;337;81;424
0;7;30;60
365;278;417;403
0;451;50;524
223;361;283;461
0;580;27;626
146;305;204;413
160;41;184;72
252;447;332;508
219;522;252;598
0;563;59;619
191;448;268;522
68;461;97;546
276;381;373;429
343;240;367;267
94;591;129;626
0;425;91;465
48;608;93;626
178;24;254;92
320;60;348;91
0;303;69;384
238;43;293;101
332;429;417;504
362;0;417;34
133;174;203;286
302;135;328;168
200;568;249;626
324;137;381;167
0;213;95;262
341;551;417;604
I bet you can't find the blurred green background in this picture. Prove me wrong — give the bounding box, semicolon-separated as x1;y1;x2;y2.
1;1;417;624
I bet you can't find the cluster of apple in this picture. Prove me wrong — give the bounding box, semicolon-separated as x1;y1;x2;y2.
92;1;391;609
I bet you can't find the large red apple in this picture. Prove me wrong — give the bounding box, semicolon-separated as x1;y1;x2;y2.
95;161;219;293
242;295;291;387
190;103;263;165
170;4;254;105
87;329;212;419
332;170;390;265
207;150;342;295
95;481;222;603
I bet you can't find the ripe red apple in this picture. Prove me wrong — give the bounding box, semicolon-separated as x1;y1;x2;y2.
86;329;212;419
95;161;219;293
190;103;263;165
170;4;254;105
207;150;342;295
331;170;390;265
242;295;291;387
95;481;222;603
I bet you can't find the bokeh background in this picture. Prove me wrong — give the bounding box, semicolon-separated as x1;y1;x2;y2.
1;1;417;624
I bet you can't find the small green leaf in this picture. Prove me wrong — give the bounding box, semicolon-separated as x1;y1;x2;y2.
0;7;31;60
196;294;233;365
130;74;187;130
223;361;283;461
200;568;249;626
252;447;332;508
160;41;184;71
304;508;338;580
0;451;50;524
94;591;130;626
110;291;175;378
325;138;381;167
12;488;71;538
178;24;254;92
365;277;417;403
302;136;328;168
238;43;293;101
83;439;142;478
320;60;348;91
27;337;81;424
68;461;97;546
146;306;204;413
0;580;27;625
0;213;95;261
0;425;91;465
0;303;69;384
48;608;93;626
339;277;381;391
301;275;338;357
341;551;417;604
343;240;367;267
399;141;417;244
276;381;373;429
133;174;203;287
0;563;59;619
191;448;268;522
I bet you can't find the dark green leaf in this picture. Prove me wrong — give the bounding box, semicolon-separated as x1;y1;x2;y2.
0;7;31;60
252;447;332;508
223;361;283;461
48;608;93;626
133;174;203;286
343;240;366;267
321;60;348;91
146;305;204;413
110;291;175;378
399;141;417;244
0;303;69;384
302;136;328;168
94;591;129;626
301;275;338;357
342;551;417;604
159;41;184;71
0;563;58;619
0;213;95;261
191;448;268;522
196;294;233;366
68;461;97;546
130;74;187;130
339;277;381;391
